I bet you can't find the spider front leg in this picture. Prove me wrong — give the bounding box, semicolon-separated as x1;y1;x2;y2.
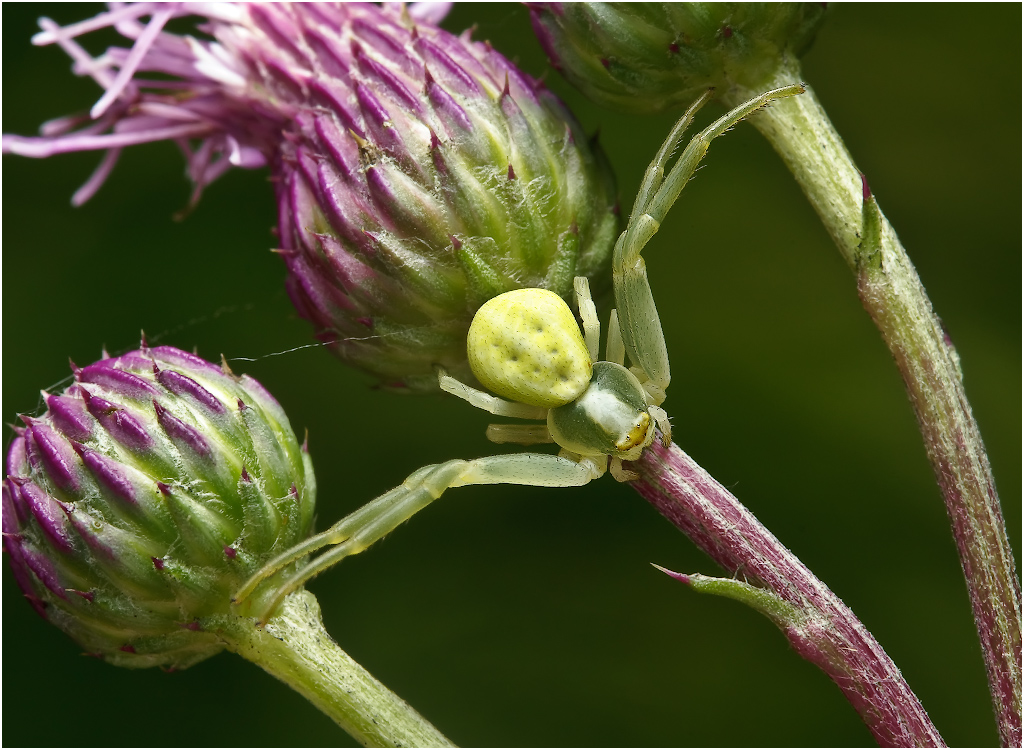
573;276;601;361
234;452;603;623
439;367;557;446
613;84;805;404
486;424;555;445
438;368;547;420
603;305;672;446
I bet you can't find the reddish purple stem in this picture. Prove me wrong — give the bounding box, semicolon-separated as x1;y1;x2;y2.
629;440;945;747
857;265;1023;747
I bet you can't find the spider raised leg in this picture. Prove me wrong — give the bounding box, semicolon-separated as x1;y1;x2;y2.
234;84;805;623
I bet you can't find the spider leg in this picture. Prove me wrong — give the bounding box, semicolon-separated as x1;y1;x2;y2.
632;370;666;406
486;423;555;444
627;89;714;229
609;457;639;482
648;404;672;446
573;276;601;361
437;367;547;420
606;309;625;367
614;84;805;395
642;84;804;231
236;453;602;623
614;243;670;394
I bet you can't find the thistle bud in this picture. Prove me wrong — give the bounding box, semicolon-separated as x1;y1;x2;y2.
3;346;315;669
529;3;826;114
3;4;618;391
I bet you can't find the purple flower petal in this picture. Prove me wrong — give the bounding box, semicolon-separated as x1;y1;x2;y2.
72;147;122;206
408;2;454;26
3;122;213;158
91;5;176;119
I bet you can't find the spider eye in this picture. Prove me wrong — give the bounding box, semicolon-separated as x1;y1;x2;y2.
467;288;592;408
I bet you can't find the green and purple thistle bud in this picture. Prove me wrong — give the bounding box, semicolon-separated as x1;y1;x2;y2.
528;3;827;114
3;4;618;392
3;345;315;670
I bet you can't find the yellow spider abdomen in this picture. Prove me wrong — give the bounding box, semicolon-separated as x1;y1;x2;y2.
467;288;592;409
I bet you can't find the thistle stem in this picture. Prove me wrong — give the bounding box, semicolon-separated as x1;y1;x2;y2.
720;62;1021;746
206;589;455;748
631;440;944;747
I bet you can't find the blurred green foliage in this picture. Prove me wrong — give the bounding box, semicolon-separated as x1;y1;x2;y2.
3;3;1019;746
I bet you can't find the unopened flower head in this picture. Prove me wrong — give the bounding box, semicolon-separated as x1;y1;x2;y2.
2;345;315;669
3;4;619;392
529;3;826;114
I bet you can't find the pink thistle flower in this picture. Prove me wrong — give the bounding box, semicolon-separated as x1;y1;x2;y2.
4;3;618;391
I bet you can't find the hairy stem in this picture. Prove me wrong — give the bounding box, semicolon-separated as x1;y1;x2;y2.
206;589;454;748
720;62;1021;746
630;440;944;747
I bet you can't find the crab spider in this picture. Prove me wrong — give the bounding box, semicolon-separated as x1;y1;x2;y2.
234;84;805;622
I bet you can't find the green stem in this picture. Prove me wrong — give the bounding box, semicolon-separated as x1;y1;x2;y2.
721;60;1021;746
205;589;455;748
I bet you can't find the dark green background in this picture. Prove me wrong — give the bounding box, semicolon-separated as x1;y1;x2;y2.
3;4;1020;746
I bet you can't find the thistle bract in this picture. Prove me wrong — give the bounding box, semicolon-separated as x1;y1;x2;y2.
529;3;826;114
2;346;315;669
3;4;619;392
